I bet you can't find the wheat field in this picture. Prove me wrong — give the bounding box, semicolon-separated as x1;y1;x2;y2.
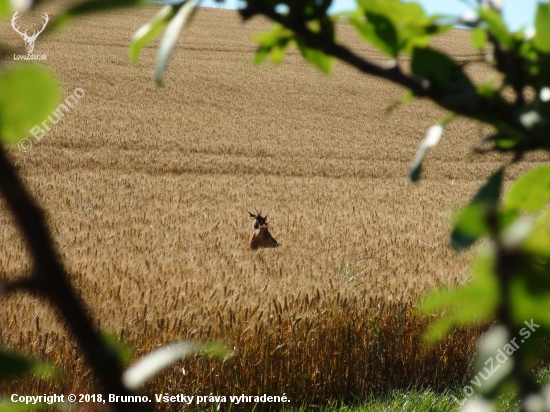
0;3;548;410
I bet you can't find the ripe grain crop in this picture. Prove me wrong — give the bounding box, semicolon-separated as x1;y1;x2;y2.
0;3;548;410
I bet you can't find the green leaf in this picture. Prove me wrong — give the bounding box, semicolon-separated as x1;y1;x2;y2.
122;341;229;389
253;24;295;66
420;249;499;343
0;0;10;19
474;326;513;394
476;77;497;98
353;0;450;55
385;90;414;115
0;400;47;412
411;47;473;90
471;26;488;50
102;332;134;365
451;168;503;251
364;11;398;57
505;166;550;213
0;349;55;381
0;66;60;143
129;5;176;65
478;7;513;49
510;268;550;329
270;45;288;64
535;3;550;53
253;48;269;65
155;0;200;86
522;210;550;258
296;40;335;74
351;1;445;56
349;16;394;57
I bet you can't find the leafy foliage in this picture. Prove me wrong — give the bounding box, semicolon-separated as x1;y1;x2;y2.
349;0;451;57
129;5;179;65
420;249;500;343
505;166;550;214
451;169;503;252
0;66;59;144
0;349;55;381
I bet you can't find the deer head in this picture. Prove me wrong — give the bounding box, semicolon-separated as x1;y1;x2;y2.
12;11;49;54
247;211;278;250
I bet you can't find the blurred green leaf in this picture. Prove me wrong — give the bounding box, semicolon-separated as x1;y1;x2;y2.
352;0;449;56
0;400;45;412
475;326;513;395
523;210;550;258
0;349;55;381
510;269;550;329
0;66;60;143
129;5;176;65
102;332;134;365
476;77;497;98
296;39;335;74
155;0;200;86
450;203;490;250
420;249;499;343
0;0;10;19
506;166;550;214
123;341;229;389
385;90;414;115
412;47;473;90
253;24;295;66
350;14;395;57
472;26;488;51
535;3;550;53
478;7;513;49
364;11;398;57
450;168;503;251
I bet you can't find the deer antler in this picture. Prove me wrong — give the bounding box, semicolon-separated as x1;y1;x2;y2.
28;13;48;41
11;11;27;38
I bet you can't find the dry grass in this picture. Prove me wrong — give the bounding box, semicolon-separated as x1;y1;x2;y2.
0;3;548;410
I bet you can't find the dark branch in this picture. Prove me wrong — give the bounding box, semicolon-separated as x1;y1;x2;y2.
240;3;428;95
241;2;528;140
0;144;151;412
1;277;35;296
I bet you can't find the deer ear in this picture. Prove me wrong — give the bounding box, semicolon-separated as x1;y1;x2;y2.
253;220;260;230
247;211;255;218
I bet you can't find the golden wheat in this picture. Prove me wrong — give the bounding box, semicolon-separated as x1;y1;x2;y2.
0;3;548;410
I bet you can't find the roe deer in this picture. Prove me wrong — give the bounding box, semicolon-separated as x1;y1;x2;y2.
247;211;278;250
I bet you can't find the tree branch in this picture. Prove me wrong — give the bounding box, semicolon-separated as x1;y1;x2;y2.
0;144;151;412
241;3;428;95
241;2;528;139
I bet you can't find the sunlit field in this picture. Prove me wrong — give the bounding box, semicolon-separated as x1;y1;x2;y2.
0;4;548;410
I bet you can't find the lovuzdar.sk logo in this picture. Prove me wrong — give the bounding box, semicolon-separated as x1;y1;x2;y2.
11;11;48;60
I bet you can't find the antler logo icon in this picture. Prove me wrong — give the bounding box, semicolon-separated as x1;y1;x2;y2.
11;11;49;54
